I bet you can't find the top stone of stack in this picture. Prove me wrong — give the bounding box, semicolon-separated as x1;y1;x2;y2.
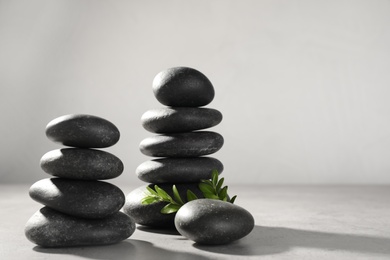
152;67;215;107
45;114;120;148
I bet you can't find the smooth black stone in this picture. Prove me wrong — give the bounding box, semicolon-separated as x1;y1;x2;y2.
123;183;204;228
139;131;224;157
175;199;254;245
45;114;120;148
40;148;124;180
29;178;125;219
141;107;222;133
25;207;135;247
152;67;215;107
136;157;223;183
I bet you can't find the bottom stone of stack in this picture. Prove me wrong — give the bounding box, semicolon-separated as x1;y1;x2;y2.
25;207;135;247
123;183;204;228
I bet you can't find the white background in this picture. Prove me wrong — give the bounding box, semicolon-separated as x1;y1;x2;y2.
1;0;390;185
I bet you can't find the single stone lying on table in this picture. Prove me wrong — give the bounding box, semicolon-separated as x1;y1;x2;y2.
175;199;255;245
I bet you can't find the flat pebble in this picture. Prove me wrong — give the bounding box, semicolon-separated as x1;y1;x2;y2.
136;157;223;183
141;107;222;133
25;207;135;247
123;183;204;228
29;178;125;219
139;131;224;157
45;114;120;148
152;67;215;107
40;148;124;180
175;199;254;245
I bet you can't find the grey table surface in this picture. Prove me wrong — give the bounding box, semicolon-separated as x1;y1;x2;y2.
1;184;389;260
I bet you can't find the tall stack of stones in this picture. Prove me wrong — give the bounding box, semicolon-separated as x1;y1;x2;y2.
123;67;224;228
25;114;135;247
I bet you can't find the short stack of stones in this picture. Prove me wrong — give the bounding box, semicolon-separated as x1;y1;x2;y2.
123;67;224;228
25;114;135;247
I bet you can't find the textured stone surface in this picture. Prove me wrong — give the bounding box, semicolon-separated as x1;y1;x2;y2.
175;199;254;245
25;207;135;247
40;148;124;180
45;114;120;148
139;131;224;157
136;157;223;183
29;178;125;219
123;184;204;228
152;67;215;107
141;107;222;133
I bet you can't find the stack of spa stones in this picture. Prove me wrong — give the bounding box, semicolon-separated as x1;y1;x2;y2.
25;114;135;247
123;67;224;228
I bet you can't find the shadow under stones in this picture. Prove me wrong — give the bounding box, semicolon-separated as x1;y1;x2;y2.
34;239;208;260
193;225;390;256
137;225;181;235
33;240;136;260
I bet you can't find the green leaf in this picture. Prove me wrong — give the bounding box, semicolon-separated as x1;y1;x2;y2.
172;185;184;205
154;185;172;201
230;195;237;204
200;179;213;187
141;196;160;205
160;203;181;214
219;186;228;200
186;190;198;201
212;170;219;186
203;191;220;200
146;186;158;196
199;183;215;195
216;177;224;192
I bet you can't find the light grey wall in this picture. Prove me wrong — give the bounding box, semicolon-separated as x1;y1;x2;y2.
1;0;390;185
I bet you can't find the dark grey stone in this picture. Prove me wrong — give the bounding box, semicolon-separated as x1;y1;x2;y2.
29;178;125;219
40;148;124;180
25;207;135;247
45;114;120;148
139;131;224;157
152;67;215;107
136;157;223;183
175;199;254;245
123;183;204;228
141;107;222;133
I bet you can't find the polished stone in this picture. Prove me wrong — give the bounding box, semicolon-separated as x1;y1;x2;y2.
141;107;222;133
45;114;120;148
29;178;125;219
152;67;215;107
175;199;254;245
136;157;223;183
25;207;135;247
40;148;124;180
140;131;224;157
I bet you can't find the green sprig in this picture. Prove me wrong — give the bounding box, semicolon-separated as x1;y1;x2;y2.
141;184;187;214
141;169;237;214
199;169;237;203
